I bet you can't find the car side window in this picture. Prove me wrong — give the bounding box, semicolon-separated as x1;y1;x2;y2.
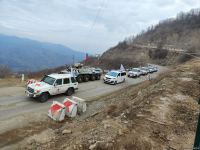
122;72;126;76
63;78;70;84
56;79;62;85
71;77;76;83
118;73;121;77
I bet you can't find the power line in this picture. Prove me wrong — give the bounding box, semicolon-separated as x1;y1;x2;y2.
84;0;107;53
89;0;107;33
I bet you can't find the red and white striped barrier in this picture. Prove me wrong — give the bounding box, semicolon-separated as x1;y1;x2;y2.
27;79;38;85
48;101;66;121
63;98;78;118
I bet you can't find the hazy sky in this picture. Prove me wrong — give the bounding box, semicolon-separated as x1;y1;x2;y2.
0;0;199;54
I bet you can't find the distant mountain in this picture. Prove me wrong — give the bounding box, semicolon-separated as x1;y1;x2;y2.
0;34;85;71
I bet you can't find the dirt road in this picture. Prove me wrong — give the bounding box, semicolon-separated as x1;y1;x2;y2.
0;66;168;135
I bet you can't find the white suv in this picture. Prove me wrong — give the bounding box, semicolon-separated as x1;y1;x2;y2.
103;70;126;85
25;74;78;102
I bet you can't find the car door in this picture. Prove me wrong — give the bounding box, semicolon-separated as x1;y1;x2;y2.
117;73;122;83
53;79;63;95
121;72;126;81
63;78;70;93
71;77;78;88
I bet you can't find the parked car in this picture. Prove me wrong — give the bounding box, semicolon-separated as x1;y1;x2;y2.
148;66;158;72
25;74;78;102
128;68;142;78
146;66;154;73
140;67;148;75
103;70;126;85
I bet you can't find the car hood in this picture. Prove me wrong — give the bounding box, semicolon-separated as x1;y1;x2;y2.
28;81;50;90
141;70;147;72
105;75;116;79
128;71;138;74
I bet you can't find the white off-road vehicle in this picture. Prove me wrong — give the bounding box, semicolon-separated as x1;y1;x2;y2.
25;74;78;102
103;70;126;85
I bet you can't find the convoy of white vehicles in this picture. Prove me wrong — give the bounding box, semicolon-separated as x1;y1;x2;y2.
25;64;158;102
128;66;158;78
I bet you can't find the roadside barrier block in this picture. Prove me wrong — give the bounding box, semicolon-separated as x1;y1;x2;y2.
48;101;66;121
63;98;78;118
72;96;87;113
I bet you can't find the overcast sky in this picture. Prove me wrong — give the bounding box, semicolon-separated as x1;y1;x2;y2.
0;0;199;54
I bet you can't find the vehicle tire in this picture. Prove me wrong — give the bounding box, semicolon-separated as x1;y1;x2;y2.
66;88;74;96
77;75;83;83
83;75;89;82
39;93;49;103
91;75;96;81
96;75;101;80
114;81;117;85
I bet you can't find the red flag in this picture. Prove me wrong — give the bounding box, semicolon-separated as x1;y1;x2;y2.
85;53;89;62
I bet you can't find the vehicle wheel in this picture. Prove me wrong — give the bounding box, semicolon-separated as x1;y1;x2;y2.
114;81;117;85
91;75;96;81
96;75;101;80
39;93;49;103
83;75;89;82
77;76;83;83
66;88;74;96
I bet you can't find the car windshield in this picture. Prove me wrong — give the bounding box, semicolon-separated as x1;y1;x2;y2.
132;69;139;72
107;71;118;77
142;67;148;70
41;76;56;85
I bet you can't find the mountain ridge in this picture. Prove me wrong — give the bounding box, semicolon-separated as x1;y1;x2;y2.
0;34;85;71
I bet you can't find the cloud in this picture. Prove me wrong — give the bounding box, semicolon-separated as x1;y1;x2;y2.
0;0;199;53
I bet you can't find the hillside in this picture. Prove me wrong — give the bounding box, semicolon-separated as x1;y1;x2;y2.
92;9;200;69
0;34;85;71
134;9;200;50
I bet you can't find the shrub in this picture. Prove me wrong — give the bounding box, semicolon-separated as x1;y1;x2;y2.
0;65;13;78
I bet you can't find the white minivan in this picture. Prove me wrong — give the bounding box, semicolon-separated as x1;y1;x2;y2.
103;70;126;85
